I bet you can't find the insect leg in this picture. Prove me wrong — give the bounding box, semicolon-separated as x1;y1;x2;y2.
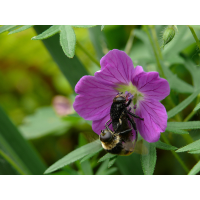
127;111;144;121
118;128;133;135
126;114;138;142
105;119;113;133
125;99;132;107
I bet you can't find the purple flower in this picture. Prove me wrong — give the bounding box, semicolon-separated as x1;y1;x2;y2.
73;49;170;143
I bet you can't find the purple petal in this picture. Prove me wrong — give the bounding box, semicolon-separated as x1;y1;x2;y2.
96;49;135;85
132;71;170;101
132;65;144;78
74;75;117;121
92;114;111;135
135;98;168;143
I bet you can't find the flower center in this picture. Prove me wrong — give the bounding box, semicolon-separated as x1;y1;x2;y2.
116;82;144;109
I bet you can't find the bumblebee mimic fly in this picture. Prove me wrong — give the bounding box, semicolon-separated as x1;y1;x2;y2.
99;93;144;156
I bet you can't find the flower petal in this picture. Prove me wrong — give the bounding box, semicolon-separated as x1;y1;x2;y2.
92;114;111;135
135;98;168;143
74;75;117;121
132;71;170;101
96;49;134;85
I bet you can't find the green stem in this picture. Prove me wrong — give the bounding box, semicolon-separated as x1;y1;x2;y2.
188;26;200;51
144;25;182;122
76;41;101;68
124;29;134;55
150;26;163;59
0;150;25;175
144;25;165;78
161;134;189;174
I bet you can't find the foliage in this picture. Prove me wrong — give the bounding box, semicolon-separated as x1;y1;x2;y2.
1;25;200;175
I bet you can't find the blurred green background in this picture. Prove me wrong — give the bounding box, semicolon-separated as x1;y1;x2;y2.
1;25;200;175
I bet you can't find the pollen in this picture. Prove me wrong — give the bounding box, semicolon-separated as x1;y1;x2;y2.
116;82;144;108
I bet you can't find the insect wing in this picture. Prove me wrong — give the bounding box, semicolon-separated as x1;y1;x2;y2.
133;139;149;155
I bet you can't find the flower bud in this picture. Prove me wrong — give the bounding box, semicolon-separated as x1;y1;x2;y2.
162;25;177;48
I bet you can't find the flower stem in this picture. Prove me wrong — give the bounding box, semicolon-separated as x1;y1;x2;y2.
188;26;200;51
149;25;163;59
161;134;189;174
125;29;134;55
76;41;101;68
144;25;182;122
143;25;165;78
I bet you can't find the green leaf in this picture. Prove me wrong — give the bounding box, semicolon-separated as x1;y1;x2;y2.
141;141;157;175
153;140;177;150
162;64;194;94
167;121;200;130
32;25;60;40
19;107;69;139
101;25;104;31
44;139;102;174
184;59;200;90
108;157;117;168
34;25;88;89
60;25;76;58
8;25;34;34
188;160;200;175
167;88;200;119
194;102;200;111
176;139;200;153
98;153;117;163
95;160;109;175
0;106;46;175
72;25;96;28
105;167;117;175
0;25;17;34
116;153;143;175
80;160;93;175
80;149;102;163
165;128;189;134
188;149;200;154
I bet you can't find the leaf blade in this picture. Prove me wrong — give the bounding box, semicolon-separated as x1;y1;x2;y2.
167;89;200;119
154;140;177;151
0;25;17;34
34;25;88;89
141;141;157;175
72;25;96;28
44;140;102;174
176;139;200;153
188;160;200;175
32;25;60;40
60;25;76;58
8;25;34;34
0;106;46;175
167;121;200;130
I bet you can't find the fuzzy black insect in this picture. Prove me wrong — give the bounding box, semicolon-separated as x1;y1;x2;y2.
106;92;144;139
99;93;144;155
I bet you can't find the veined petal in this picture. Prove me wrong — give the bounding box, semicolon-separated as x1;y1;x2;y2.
135;98;168;143
96;49;134;85
132;71;170;101
74;75;117;121
92;114;111;135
